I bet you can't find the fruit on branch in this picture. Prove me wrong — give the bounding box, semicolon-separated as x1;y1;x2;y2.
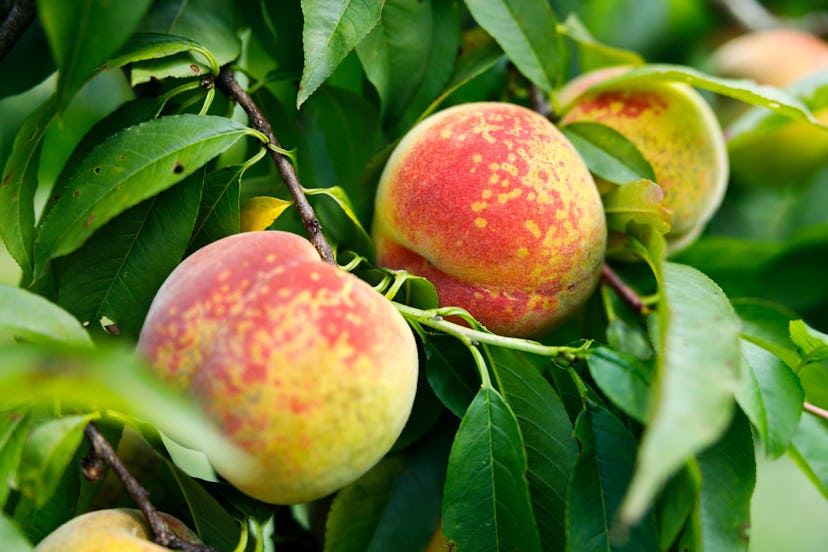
710;29;828;185
372;102;607;338
138;231;419;504
558;66;729;254
34;508;199;551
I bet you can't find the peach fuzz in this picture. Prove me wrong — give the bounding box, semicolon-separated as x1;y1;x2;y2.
373;102;607;338
138;231;419;504
558;67;729;253
34;509;199;551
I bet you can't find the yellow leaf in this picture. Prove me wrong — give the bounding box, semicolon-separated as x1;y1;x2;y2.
240;196;294;232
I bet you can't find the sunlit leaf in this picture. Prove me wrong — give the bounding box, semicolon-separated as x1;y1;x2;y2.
0;284;91;348
602;179;671;237
107;32;217;73
443;386;542;552
240;196;294;232
562;122;656;184
790;319;828;363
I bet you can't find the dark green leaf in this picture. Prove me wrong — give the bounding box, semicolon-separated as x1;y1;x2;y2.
586;346;653;423
566;402;658;552
424;337;479;419
789;412;828;500
238;0;303;80
356;0;461;134
562;122;656;184
465;0;563;92
655;466;698;551
488;348;578;552
443;386;542;552
0;99;57;277
0;411;32;508
57;170;203;338
0;284;92;348
692;410;755;552
17;413;97;507
621;263;742;525
737;340;804;458
188;165;242;252
0;514;32;552
33;114;249;278
0;22;54;99
733;298;800;369
298;0;383;107
38;0;151;109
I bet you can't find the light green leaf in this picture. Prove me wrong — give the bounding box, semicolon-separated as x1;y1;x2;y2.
562;122;656;184
737;340;804;458
0;411;32;508
732;298;800;369
789;412;828;500
602;179;671;235
586;346;653;423
0;514;32;552
38;0;151;108
33;114;249;278
790;319;828;363
298;0;383;107
17;413;97;506
107;32;218;74
443;386;542;552
304;186;373;254
620;263;742;525
0;284;92;348
556;14;644;70
0;99;57;278
566;402;658;552
464;0;562;92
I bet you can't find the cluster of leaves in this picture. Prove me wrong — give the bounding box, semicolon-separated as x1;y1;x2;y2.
2;0;828;551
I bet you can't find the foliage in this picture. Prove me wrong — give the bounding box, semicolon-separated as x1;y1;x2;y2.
1;0;828;550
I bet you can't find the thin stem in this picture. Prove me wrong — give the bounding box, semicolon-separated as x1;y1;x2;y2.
214;66;335;264
804;401;828;422
0;0;36;62
602;264;651;315
83;423;218;552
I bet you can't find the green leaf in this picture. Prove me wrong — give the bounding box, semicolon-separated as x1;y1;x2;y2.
556;14;644;71
305;186;373;257
0;21;54;100
566;402;658;552
17;413;97;507
0;99;57;278
602;179;671;236
188;165;242;252
586;346;653;423
789;412;828;500
56;171;203;339
562;121;656;184
656;466;698;551
130;0;240;83
0;411;32;508
0;514;33;552
355;0;461;134
0;344;252;480
691;410;755;552
790;319;828;363
38;0;151;109
424;337;479;419
732;298;801;369
325;424;453;552
488;348;578;552
464;0;562;92
0;284;92;348
107;32;217;73
298;0;383;107
33;114;249;278
442;386;542;552
571;63;826;127
737;340;804;458
620;263;742;525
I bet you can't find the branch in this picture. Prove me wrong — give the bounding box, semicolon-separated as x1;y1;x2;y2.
214;66;336;265
83;423;218;552
0;0;36;62
601;264;651;315
804;401;828;422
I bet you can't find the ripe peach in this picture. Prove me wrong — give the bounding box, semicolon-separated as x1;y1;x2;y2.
709;29;828;185
138;231;419;504
372;102;607;338
558;66;729;253
34;508;199;551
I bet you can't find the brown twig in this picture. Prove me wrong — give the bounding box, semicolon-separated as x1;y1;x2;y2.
83;423;218;552
804;401;828;422
601;264;651;315
214;66;336;265
0;0;36;62
527;81;553;120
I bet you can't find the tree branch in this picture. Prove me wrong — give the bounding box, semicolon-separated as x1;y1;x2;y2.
214;66;336;265
804;401;828;422
601;264;651;315
83;423;218;552
0;0;36;62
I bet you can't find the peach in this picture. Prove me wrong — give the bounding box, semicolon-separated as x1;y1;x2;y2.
34;508;199;551
709;29;828;185
372;102;607;338
137;231;419;504
558;66;729;253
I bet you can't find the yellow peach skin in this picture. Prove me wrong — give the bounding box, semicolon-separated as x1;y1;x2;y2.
34;509;199;551
559;67;729;253
373;102;607;338
138;231;419;504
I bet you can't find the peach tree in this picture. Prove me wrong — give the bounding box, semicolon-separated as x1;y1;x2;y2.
1;0;828;550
